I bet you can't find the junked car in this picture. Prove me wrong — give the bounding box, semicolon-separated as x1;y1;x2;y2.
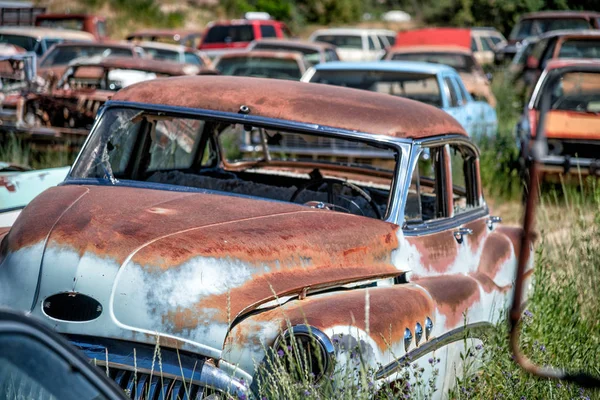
13;56;215;144
127;28;204;48
384;45;496;107
38;41;145;80
516;59;600;177
214;50;308;80
136;41;213;67
302;61;498;139
248;38;340;66
308;28;395;61
0;26;94;57
0;75;531;398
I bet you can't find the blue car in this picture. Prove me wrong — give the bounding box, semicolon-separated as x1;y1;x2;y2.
302;61;497;139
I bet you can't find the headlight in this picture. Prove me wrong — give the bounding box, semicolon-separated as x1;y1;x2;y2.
273;325;335;382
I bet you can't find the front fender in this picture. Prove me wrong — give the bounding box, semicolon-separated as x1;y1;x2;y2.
222;283;437;378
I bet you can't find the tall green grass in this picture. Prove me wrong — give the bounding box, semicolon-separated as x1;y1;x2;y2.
0;134;73;169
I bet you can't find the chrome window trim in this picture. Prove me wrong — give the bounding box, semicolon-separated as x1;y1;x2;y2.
66;101;413;225
400;135;488;235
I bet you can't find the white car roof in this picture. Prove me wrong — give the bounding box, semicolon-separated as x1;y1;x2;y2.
310;28;395;38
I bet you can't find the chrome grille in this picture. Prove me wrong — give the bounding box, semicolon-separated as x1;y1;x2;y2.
105;366;218;400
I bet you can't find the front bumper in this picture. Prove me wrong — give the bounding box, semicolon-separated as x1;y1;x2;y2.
539;155;600;176
71;335;249;399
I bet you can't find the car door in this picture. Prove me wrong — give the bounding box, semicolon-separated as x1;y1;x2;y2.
0;309;125;399
402;140;509;393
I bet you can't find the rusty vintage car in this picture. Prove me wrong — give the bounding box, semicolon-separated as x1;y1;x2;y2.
0;76;532;398
11;56;216;146
517;58;600;177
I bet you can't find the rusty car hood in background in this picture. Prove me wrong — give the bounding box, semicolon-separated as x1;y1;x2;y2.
0;184;403;353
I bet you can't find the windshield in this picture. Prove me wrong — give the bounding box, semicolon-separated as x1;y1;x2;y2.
536;71;600;112
253;43;321;65
309;70;443;107
509;18;591;41
142;47;180;62
314;34;362;49
216;56;302;80
391;52;476;73
37;19;84;31
203;25;254;44
557;39;600;59
41;46;134;66
0;34;37;52
70;108;398;220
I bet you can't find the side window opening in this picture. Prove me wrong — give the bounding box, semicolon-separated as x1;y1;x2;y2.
404;146;446;224
449;145;480;215
470;37;478;52
260;25;277;38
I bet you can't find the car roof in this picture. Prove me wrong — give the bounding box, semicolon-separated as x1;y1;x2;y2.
521;10;600;20
311;60;455;75
545;58;600;71
311;28;395;36
126;29;203;38
66;56;208;75
216;50;304;61
536;29;600;40
137;41;190;52
50;41;138;49
207;19;283;27
110;76;466;139
0;26;95;40
389;45;472;55
251;38;336;51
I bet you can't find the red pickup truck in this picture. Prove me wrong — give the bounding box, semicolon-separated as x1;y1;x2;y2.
199;19;289;54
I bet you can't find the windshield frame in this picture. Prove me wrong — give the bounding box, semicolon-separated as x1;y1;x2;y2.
530;65;600;110
67;101;413;224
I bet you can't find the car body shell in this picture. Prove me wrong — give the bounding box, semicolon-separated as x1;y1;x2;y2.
497;10;600;63
384;45;497;107
135;41;213;68
13;57;216;142
521;30;600;94
247;38;340;65
394;27;500;66
301;61;498;139
213;50;309;80
517;58;600;176
126;28;204;48
0;26;94;57
37;41;145;80
0;76;531;398
34;13;108;41
308;28;395;61
198;19;290;59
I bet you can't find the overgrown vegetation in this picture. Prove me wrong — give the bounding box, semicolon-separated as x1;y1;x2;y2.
0;134;74;170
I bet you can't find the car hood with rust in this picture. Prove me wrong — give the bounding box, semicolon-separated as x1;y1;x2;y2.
0;184;403;355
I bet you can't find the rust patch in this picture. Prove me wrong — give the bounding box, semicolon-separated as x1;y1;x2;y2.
475;232;513;279
406;231;458;274
413;274;480;328
464;217;487;252
230;285;435;351
0;176;16;192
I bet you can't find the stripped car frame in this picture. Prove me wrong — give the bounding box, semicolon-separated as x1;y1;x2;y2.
0;76;532;398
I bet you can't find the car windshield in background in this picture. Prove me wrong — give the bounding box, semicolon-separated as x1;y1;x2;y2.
539;71;600;112
391;53;476;73
253;43;321;64
558;39;600;59
41;46;134;66
216;57;301;80
509;18;591;40
0;34;36;52
314;35;362;49
142;47;180;62
310;70;443;107
37;19;84;30
70;108;397;219
203;25;254;43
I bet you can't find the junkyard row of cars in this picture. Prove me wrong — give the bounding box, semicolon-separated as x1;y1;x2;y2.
0;7;599;400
